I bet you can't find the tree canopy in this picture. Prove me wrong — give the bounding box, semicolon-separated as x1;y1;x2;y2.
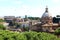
28;17;40;20
0;19;5;22
0;24;6;30
55;27;60;35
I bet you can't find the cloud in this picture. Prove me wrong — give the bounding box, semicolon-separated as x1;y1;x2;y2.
12;1;23;4
0;0;23;7
49;7;60;17
52;0;60;3
0;0;60;17
0;0;8;1
0;4;44;17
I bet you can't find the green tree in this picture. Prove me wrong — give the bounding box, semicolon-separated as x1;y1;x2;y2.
0;24;6;30
0;19;5;22
28;17;40;20
55;27;60;35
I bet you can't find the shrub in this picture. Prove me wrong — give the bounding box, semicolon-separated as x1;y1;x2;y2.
0;19;5;22
0;24;6;30
55;27;60;35
0;30;60;40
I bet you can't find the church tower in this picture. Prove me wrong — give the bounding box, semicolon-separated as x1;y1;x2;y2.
41;6;53;24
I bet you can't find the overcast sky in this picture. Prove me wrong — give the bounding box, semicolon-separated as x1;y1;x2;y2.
0;0;60;17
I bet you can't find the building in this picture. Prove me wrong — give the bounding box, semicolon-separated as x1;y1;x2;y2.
30;6;60;32
41;6;53;24
4;16;15;26
4;16;30;32
4;16;15;23
41;6;54;32
16;17;24;22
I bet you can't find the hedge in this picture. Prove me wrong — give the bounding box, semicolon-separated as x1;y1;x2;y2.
0;30;60;40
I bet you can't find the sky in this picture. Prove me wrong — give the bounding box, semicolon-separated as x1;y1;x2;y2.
0;0;60;17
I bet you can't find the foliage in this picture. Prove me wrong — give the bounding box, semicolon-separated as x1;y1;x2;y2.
23;26;29;31
0;24;6;30
0;30;60;40
23;31;60;40
0;30;27;40
28;17;40;20
55;27;60;35
0;19;5;22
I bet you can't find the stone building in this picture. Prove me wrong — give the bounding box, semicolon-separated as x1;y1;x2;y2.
41;6;53;24
30;6;60;32
41;6;54;32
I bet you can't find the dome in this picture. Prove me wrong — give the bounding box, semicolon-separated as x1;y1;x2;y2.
42;6;52;18
42;12;52;18
41;6;53;24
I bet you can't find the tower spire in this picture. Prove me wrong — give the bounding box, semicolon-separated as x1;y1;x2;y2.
45;6;48;12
